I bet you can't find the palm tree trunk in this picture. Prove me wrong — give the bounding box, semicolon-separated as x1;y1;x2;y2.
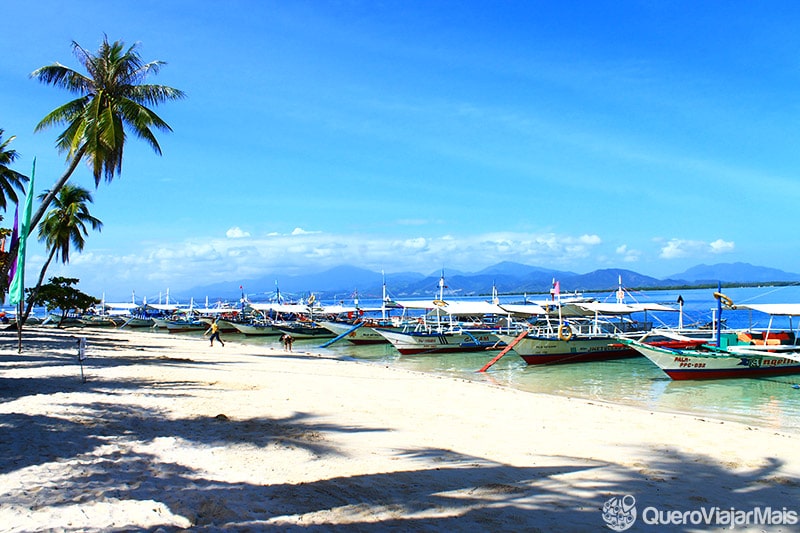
31;145;87;230
0;144;86;290
20;247;57;327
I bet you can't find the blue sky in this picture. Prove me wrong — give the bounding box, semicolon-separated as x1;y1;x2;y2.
3;1;800;301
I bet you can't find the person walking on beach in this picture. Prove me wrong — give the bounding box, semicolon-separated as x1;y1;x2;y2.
206;318;225;347
281;333;294;352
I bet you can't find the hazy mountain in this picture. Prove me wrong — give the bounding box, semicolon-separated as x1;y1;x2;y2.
475;261;577;280
196;266;426;301
186;261;800;301
561;268;665;291
670;262;800;283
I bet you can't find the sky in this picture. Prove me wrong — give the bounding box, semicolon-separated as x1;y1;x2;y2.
3;1;800;302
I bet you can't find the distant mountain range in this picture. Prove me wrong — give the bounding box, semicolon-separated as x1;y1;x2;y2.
188;261;800;301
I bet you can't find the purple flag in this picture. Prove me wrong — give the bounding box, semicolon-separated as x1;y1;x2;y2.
7;205;18;286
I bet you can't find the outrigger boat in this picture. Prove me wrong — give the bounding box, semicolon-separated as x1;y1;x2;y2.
319;318;396;344
494;300;678;365
374;301;512;355
317;281;402;345
494;274;685;365
622;301;800;380
231;319;283;336
376;274;525;355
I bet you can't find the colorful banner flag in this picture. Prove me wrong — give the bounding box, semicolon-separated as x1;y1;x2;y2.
9;159;35;305
7;205;19;286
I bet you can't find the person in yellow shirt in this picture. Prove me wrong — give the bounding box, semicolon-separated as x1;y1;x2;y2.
206;318;225;347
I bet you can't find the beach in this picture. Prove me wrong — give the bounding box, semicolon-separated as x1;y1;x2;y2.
1;327;798;532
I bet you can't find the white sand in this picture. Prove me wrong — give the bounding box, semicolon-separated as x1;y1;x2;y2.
1;327;798;532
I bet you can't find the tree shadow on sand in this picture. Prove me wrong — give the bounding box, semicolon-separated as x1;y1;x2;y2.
2;398;798;531
2;329;799;530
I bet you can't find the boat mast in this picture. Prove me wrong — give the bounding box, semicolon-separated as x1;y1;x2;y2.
553;278;562;331
439;270;448;331
716;282;722;347
381;270;387;320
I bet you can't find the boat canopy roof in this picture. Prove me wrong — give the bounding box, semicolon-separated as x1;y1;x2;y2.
191;307;239;315
736;303;800;316
433;300;508;316
627;303;677;312
104;302;140;310
145;304;182;311
498;303;548;316
317;304;359;314
567;301;675;316
249;303;312;314
392;300;508;315
392;300;436;310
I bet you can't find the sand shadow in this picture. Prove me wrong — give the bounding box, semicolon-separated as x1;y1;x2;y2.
2;397;797;531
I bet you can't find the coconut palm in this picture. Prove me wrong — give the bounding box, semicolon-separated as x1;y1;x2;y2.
0;129;30;211
21;184;102;325
2;36;183;283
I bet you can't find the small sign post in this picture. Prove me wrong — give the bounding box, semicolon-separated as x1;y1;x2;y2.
77;337;87;382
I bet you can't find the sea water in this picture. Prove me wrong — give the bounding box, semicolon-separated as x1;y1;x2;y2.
289;285;800;434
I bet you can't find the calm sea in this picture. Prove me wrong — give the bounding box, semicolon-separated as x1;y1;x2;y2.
272;285;800;434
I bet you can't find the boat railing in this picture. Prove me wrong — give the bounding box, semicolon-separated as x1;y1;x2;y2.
524;318;653;337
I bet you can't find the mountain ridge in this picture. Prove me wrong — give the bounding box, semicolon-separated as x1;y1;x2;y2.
186;262;800;301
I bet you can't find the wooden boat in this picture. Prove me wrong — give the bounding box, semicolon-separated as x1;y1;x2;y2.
105;301;178;328
197;316;239;333
79;315;126;328
120;315;155;328
231;319;283;336
43;313;84;327
622;335;800;380
165;317;207;333
622;303;800;380
373;289;514;355
494;298;680;365
277;321;336;339
317;319;399;344
375;326;504;355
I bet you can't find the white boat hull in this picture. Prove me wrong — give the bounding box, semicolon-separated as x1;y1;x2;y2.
625;340;800;380
495;333;636;365
231;321;283;336
376;328;503;355
318;321;393;344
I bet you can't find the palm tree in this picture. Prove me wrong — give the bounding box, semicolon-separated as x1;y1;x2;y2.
0;129;30;211
21;184;102;325
1;36;184;282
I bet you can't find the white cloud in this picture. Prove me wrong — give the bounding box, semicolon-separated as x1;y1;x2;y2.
659;238;735;259
579;234;602;245
395;218;428;226
660;239;698;259
709;239;735;253
615;244;640;262
226;227;250;238
291;227;321;235
54;229;615;299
